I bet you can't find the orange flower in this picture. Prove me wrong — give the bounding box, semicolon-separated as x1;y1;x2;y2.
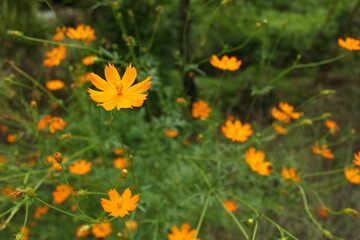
46;80;65;91
52;184;73;204
82;55;98;65
66;24;96;42
46;155;69;171
338;37;360;51
76;225;91;237
192;100;212;118
92;222;112;238
325;120;339;135
88;63;152;111
113;157;130;169
318;206;329;220
281;168;301;182
210;55;242;71
6;134;16;143
53;27;67;42
33;206;49;218
37;115;67;134
100;188;139;217
165;130;178;137
167;223;200;240
221;119;253;142
68;159;92;175
18;226;29;240
245;147;273;176
125;220;138;231
114;147;125;155
44;45;66;67
344;167;360;184
78;73;91;85
223;200;238;212
2;184;15;196
0;155;6;170
0;124;7;132
272;122;287;134
271;102;301;123
312;141;334;159
353;151;360;166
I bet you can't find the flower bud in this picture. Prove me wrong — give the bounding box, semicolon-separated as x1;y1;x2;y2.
7;30;24;38
320;89;336;96
343;208;359;217
322;229;333;239
121;169;128;180
53;152;63;163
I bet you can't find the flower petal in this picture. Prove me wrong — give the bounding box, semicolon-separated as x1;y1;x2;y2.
88;89;117;103
122;63;137;90
126;77;152;94
104;64;121;87
89;73;114;91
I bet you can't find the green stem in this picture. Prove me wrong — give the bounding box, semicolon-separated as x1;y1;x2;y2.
21;202;29;234
43;0;64;27
193;191;212;240
303;168;344;178
251;220;258;240
148;10;163;52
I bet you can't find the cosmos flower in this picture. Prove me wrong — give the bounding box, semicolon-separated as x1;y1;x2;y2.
222;119;253;142
100;188;139;217
44;45;66;67
223;200;238;212
210;55;242;71
68;159;92;175
245;147;273;176
338;37;360;51
167;223;200;240
192;100;211;118
66;24;96;42
312;141;334;159
281;168;301;182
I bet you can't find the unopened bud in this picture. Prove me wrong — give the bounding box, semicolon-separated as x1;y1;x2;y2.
30;100;37;107
322;113;331;119
7;30;24;38
263;19;268;24
320;89;336;96
302;119;313;125
322;229;333;239
156;5;164;14
25;187;35;197
76;189;87;197
121;169;128;179
53;152;63;163
247;219;254;225
256;22;261;28
343;208;359;217
124;36;136;47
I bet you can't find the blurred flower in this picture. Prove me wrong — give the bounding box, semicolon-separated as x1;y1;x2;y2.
0;124;8;132
271;102;301;123
18;226;29;240
69;159;92;175
82;55;98;65
113;157;130;169
325;120;338;132
167;223;200;240
318;206;329;220
281;168;301;182
223;200;238;212
0;155;6;170
52;27;67;42
352;151;360;166
33;206;49;218
192;100;211;119
272;122;287;134
101;188;139;217
222;119;253;142
66;24;96;42
44;45;66;67
78;73;91;85
114;147;125;155
92;222;112;238
6;134;17;143
177;97;186;105
245;147;272;176
164;130;178;137
46;155;69;171
210;54;242;71
52;184;74;204
37;115;67;134
312;141;334;159
344;167;360;184
76;225;91;237
88;63;152;111
183;138;192;146
46;80;65;91
338;37;360;51
2;184;14;196
125;220;138;231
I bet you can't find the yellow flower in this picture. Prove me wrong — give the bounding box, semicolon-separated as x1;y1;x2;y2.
52;27;66;42
88;63;152;111
338;37;360;51
281;168;301;182
113;157;130;169
100;188;139;217
44;45;66;67
66;24;96;42
68;159;92;175
210;55;242;71
223;200;238;212
164;130;179;137
344;167;360;184
245;147;273;176
271;102;301;123
46;80;65;91
82;55;98;65
167;223;200;240
353;151;360;166
221;118;253;142
192;100;211;118
92;222;112;238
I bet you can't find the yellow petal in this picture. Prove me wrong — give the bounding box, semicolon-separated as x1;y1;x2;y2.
88;89;117;103
89;73;114;91
122;63;137;90
126;77;152;94
98;96;119;111
104;63;121;87
116;95;133;110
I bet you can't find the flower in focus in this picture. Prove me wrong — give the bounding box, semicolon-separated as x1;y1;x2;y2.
338;37;360;51
223;200;238;212
113;157;130;169
88;63;152;111
245;147;273;176
344;167;360;184
164;130;178;137
281;168;301;182
272;122;287;135
44;45;66;67
312;141;334;159
210;54;242;71
82;55;98;65
167;223;200;240
92;222;112;238
66;24;96;42
76;225;91;237
271;102;301;123
318;206;329;220
52;27;67;42
222;118;253;142
52;184;74;204
100;188;139;217
37;115;67;134
353;151;360;166
46;80;65;91
192;100;212;119
33;206;49;218
69;159;92;175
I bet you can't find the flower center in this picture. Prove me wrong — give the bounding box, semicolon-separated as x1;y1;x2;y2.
116;84;124;95
116;199;123;208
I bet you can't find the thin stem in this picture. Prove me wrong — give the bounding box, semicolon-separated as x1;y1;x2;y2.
251;220;258;240
303;168;344;178
193;191;212;240
148;9;163;52
21;202;29;234
43;0;64;27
